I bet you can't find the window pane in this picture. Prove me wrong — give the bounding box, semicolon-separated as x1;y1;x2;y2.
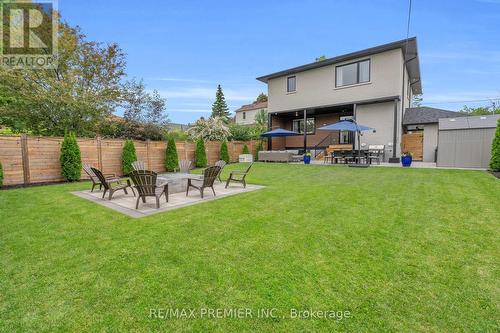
292;120;300;132
306;118;315;134
359;60;370;82
336;63;357;87
287;76;296;92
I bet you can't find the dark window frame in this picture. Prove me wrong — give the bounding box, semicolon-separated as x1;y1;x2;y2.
287;75;297;93
292;117;315;134
335;59;371;88
242;111;246;120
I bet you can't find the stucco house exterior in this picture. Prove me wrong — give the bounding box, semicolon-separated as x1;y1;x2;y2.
234;101;267;125
256;37;425;162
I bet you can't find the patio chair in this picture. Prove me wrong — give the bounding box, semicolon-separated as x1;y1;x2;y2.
82;163;120;192
214;160;226;182
129;170;168;209
91;167;135;200
225;163;253;188
132;160;145;171
367;145;385;164
186;166;220;199
332;151;344;164
178;160;192;173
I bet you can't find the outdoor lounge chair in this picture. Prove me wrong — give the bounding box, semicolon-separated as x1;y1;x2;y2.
178;160;192;173
132;160;145;171
129;170;168;209
214;160;226;182
82;163;120;192
91;167;135;200
186;166;220;199
225;163;253;188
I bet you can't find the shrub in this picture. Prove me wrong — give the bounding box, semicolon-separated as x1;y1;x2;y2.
165;137;179;172
0;161;3;187
122;139;137;175
60;132;82;181
188;116;230;141
228;123;260;141
242;144;250;154
255;141;264;160
195;138;208;167
490;118;500;171
220;141;230;164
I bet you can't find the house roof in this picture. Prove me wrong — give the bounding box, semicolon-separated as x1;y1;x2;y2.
439;114;500;130
234;101;267;113
403;107;465;125
257;37;422;94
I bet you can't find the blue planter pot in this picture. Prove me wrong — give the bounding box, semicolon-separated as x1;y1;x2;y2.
401;155;412;167
304;155;311;164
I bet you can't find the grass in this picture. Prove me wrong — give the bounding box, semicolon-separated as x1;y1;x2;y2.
1;163;499;332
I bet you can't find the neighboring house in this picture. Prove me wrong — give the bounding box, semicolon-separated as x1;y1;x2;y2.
234;101;267;125
403;107;465;162
256;37;423;161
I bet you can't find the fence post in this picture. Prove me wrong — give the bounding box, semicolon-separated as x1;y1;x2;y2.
146;139;151;169
20;134;31;185
97;136;103;170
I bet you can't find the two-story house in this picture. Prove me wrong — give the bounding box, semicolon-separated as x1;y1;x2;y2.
256;37;422;162
234;101;267;125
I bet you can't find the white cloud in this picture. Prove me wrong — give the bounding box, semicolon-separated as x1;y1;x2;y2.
423;91;500;103
421;50;500;63
168;109;211;113
149;77;213;83
157;87;258;101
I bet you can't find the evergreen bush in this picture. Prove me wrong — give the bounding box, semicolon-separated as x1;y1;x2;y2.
242;144;250;154
220;141;230;164
122;139;137;175
490;118;500;171
0;161;3;187
195;138;208;167
60;132;82;181
165;137;179;172
255;141;264;160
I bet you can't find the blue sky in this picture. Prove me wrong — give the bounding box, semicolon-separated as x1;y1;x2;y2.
59;0;500;124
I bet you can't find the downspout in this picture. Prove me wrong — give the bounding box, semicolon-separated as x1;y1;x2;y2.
389;98;400;163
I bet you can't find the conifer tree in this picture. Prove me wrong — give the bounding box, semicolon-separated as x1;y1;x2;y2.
211;84;230;121
165;137;179;172
60;132;82;181
490;118;500;171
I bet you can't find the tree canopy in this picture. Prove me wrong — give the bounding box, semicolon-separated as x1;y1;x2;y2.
254;93;268;103
0;16;168;139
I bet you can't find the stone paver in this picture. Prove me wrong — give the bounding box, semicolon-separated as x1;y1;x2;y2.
72;182;264;218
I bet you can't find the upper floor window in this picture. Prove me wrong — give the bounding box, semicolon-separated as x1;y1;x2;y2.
287;76;296;93
243;112;246;120
335;59;370;87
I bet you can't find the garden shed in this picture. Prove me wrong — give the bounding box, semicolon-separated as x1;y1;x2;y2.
437;114;500;168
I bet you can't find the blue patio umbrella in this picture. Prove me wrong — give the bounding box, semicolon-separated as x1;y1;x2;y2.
260;128;300;137
318;120;374;164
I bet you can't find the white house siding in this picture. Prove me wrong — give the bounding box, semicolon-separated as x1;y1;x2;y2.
356;101;400;161
267;49;404;113
235;108;266;125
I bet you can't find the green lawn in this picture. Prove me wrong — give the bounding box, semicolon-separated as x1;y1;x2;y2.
1;163;499;332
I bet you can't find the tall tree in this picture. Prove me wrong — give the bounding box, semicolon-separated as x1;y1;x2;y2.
254;93;268;103
490;118;500;171
254;109;268;134
461;99;500;116
411;95;423;107
211;85;230;121
0;23;126;136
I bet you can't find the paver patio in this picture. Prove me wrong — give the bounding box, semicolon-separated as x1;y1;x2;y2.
72;182;264;218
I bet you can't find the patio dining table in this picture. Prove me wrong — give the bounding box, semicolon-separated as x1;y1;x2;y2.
156;172;203;194
331;150;371;165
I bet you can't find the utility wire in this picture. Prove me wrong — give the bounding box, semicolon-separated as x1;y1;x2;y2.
423;98;500;105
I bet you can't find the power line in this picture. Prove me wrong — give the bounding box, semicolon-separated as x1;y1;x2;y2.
424;98;500;105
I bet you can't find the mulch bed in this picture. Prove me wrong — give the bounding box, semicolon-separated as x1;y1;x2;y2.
489;171;500;179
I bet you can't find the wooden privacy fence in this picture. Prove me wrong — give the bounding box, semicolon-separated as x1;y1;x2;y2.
0;135;257;186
